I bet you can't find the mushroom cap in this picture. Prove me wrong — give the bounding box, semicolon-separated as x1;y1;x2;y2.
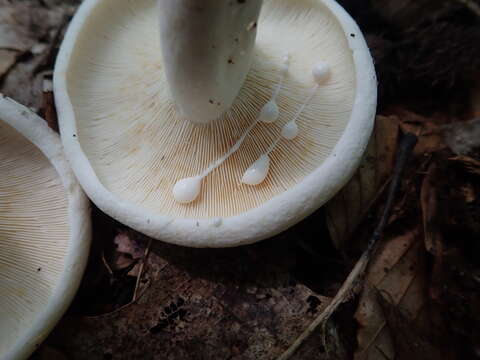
0;96;91;360
54;0;376;247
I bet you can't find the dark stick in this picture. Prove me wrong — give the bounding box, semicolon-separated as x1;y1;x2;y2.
277;132;418;360
367;133;418;254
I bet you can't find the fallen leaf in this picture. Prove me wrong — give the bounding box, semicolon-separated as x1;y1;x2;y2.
448;155;480;176
355;286;395;360
326;115;399;250
419;155;480;357
376;293;444;360
0;0;73;109
0;49;17;78
0;4;36;52
442;118;480;156
395;109;447;155
420;162;459;306
354;227;429;360
326;107;451;252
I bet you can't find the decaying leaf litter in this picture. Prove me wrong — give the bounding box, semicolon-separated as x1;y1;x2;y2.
1;0;479;359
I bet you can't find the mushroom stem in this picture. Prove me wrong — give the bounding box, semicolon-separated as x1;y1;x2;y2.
158;0;263;124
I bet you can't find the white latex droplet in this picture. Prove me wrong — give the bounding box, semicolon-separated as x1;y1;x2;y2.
281;121;299;140
280;55;290;75
242;155;270;186
173;176;202;203
312;61;331;84
259;101;279;123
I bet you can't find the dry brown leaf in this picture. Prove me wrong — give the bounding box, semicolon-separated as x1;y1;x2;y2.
420;164;441;252
326;115;399;250
0;49;17;78
395;109;447;155
326;108;451;251
442;118;480;156
0;0;69;79
448;155;480;176
375;293;444;360
419;156;480;358
354;227;428;360
0;4;36;52
420;163;444;302
0;1;74;109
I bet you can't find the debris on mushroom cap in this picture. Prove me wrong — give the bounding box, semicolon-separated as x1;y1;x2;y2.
54;0;376;247
0;96;91;360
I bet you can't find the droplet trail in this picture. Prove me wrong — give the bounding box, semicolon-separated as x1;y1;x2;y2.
172;55;291;202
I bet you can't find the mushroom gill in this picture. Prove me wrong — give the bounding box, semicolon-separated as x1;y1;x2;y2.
0;96;90;359
64;0;356;219
0;122;69;352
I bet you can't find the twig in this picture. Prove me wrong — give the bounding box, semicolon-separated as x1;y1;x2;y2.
277;133;418;360
133;238;153;302
376;345;394;360
454;0;480;17
101;251;114;276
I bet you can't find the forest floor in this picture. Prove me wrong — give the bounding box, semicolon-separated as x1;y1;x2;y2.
1;0;479;359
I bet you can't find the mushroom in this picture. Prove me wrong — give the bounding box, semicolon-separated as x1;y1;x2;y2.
0;95;91;360
54;0;376;247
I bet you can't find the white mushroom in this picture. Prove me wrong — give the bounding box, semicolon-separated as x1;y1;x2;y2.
54;0;377;248
0;95;91;360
